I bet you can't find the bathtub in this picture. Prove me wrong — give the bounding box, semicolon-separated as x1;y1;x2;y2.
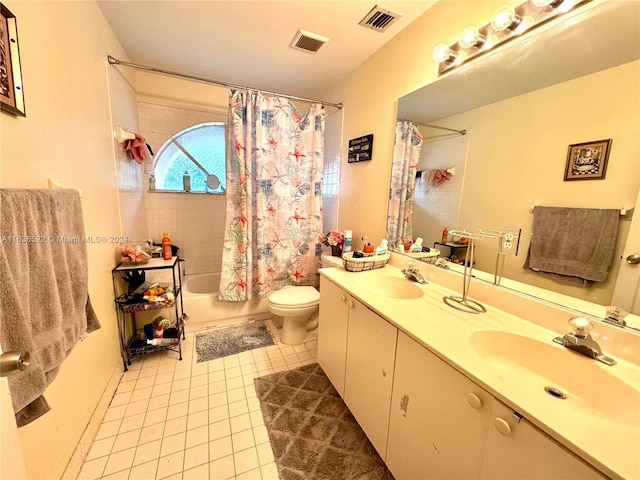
182;273;270;330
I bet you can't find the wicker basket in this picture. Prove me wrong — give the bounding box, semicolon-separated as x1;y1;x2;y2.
342;252;390;272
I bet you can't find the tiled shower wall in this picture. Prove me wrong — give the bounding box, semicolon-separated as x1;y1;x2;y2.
139;102;228;275
322;109;343;233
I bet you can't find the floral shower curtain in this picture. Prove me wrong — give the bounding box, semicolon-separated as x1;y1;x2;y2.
386;120;423;245
220;90;325;301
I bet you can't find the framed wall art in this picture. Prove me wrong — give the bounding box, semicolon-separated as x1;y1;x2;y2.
1;3;25;116
564;139;611;181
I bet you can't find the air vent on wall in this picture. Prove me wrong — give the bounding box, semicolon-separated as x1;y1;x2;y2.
359;5;402;32
290;29;329;53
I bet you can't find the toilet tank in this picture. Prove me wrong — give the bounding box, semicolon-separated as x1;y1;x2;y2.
321;253;343;268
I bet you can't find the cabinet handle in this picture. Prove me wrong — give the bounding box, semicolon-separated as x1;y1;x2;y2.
494;417;512;436
466;393;482;409
348;300;354;309
340;294;347;303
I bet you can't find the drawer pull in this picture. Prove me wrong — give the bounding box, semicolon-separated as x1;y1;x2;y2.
494;417;512;436
466;393;482;409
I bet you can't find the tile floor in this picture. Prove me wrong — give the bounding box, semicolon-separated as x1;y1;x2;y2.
78;319;318;480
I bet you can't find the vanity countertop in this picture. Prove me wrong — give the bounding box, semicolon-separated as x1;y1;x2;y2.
320;263;640;480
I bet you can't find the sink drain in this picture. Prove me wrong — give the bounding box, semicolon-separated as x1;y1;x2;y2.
544;386;567;399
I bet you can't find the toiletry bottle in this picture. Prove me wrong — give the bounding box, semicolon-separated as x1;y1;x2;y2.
162;232;172;260
376;239;389;255
183;171;191;192
441;227;448;244
343;230;353;253
149;173;156;191
410;237;423;252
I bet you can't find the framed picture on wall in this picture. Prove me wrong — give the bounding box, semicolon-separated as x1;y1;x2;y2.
563;139;611;181
1;3;25;117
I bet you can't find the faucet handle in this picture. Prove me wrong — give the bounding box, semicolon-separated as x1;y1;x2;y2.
406;260;416;269
568;316;593;338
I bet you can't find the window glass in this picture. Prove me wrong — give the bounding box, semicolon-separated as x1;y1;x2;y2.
153;122;226;193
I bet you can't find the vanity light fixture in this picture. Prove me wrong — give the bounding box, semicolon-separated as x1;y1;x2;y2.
459;26;486;49
433;0;591;75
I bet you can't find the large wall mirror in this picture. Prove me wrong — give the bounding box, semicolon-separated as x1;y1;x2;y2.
393;0;640;319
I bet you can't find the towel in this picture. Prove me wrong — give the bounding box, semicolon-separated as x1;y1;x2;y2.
0;189;101;426
124;133;151;164
523;206;620;286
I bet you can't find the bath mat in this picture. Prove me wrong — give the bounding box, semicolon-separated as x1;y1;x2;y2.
195;320;275;363
254;363;395;480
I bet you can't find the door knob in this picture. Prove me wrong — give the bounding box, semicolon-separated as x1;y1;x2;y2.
0;351;30;377
626;254;640;265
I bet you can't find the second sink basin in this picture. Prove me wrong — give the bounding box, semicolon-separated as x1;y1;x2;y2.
469;330;640;427
358;274;424;299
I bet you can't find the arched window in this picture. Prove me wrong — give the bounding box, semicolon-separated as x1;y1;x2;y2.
153;122;226;193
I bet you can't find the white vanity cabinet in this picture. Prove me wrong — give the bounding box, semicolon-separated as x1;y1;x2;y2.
318;276;398;457
386;331;606;480
386;331;492;479
480;399;605;479
343;295;398;458
318;277;351;396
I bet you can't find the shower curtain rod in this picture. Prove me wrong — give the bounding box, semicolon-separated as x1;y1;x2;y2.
108;55;343;110
399;118;466;136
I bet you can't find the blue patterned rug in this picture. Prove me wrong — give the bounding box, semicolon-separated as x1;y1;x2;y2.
195;320;275;363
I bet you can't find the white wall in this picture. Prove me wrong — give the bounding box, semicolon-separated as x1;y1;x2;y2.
0;2;129;478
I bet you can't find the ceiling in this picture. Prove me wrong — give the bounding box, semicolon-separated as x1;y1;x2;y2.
97;1;437;102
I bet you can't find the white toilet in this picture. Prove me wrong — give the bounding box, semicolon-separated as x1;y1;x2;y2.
267;253;343;345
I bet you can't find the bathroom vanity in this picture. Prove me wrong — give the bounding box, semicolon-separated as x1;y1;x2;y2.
318;256;640;479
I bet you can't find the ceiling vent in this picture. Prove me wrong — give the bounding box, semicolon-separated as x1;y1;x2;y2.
290;29;329;53
359;5;402;32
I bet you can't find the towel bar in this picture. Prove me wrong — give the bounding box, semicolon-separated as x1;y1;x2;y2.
530;202;634;219
48;177;83;198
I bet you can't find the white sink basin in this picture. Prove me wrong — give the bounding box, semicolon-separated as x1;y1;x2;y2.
469;330;640;427
358;274;424;299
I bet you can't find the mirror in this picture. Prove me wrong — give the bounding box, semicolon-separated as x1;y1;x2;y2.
393;0;640;318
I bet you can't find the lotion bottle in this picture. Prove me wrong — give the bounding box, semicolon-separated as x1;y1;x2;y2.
343;230;353;253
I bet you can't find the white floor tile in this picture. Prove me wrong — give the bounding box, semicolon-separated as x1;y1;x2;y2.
80;324;322;480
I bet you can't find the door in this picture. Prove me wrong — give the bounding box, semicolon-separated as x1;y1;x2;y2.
344;299;397;458
317;277;350;396
480;399;604;479
612;187;640;314
386;331;491;479
0;344;27;479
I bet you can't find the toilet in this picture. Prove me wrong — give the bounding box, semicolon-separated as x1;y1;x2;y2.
267;253;344;345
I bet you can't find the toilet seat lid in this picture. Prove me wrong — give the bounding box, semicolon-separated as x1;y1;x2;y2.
269;286;320;307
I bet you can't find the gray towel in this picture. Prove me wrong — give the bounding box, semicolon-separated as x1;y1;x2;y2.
0;189;100;427
524;206;620;285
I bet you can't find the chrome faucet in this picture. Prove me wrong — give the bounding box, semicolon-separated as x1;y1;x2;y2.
553;317;616;366
402;261;427;284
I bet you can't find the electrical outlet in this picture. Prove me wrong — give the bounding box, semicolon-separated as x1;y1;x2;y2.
503;241;512;249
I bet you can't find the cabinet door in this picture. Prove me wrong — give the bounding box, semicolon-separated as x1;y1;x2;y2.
386;331;492;479
344;298;398;458
318;278;350;396
480;399;605;479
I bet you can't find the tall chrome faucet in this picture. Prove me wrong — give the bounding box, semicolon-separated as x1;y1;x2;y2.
553;317;616;366
402;261;427;284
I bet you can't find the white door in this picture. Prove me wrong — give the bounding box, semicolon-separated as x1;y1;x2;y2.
0;344;27;479
612;187;640;314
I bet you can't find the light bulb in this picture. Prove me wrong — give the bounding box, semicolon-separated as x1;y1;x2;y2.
459;26;485;49
491;5;521;31
432;43;456;63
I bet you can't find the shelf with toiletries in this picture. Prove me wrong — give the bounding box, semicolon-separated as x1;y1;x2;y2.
433;242;471;262
112;256;186;369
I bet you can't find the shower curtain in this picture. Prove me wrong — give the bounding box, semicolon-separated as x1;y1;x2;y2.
220;90;325;301
386;120;423;245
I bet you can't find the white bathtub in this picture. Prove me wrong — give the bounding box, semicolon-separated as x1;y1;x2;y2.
182;273;270;330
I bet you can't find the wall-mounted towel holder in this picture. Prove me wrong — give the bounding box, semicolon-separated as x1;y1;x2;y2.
530;201;634;219
48;177;83;198
116;126;136;143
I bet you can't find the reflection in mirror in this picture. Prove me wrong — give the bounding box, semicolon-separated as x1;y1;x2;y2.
391;0;640;321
